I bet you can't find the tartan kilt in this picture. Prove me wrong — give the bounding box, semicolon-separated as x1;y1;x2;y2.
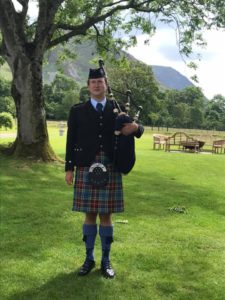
72;151;124;214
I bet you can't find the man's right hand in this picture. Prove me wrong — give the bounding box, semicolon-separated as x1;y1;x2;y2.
65;171;74;185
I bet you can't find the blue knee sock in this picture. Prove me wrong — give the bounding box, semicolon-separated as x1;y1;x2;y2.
99;225;113;264
83;224;97;261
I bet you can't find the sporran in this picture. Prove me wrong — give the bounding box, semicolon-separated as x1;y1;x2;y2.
88;162;109;187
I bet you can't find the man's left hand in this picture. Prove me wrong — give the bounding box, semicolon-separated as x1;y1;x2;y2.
121;122;138;136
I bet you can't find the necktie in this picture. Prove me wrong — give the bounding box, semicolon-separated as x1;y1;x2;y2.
96;103;103;114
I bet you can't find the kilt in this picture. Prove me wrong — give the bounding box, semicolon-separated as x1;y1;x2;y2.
72;151;124;214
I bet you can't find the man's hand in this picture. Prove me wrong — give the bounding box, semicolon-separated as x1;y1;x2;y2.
121;122;138;136
65;171;74;185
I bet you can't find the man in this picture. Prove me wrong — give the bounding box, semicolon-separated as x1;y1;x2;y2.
65;67;144;279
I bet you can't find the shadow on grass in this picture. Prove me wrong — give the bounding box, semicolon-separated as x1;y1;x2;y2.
8;270;111;300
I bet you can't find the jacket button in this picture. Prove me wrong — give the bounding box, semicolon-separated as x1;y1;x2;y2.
99;134;102;138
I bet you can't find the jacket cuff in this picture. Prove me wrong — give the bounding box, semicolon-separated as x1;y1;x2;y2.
134;124;144;138
65;160;75;172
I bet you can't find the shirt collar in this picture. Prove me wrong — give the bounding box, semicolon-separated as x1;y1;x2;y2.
90;98;106;110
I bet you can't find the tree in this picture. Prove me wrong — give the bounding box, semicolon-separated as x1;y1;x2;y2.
179;87;205;128
0;96;16;117
79;86;89;103
148;112;160;129
0;112;14;129
0;0;224;160
160;87;206;129
180;87;206;107
0;76;10;97
204;94;225;130
44;73;80;119
107;60;159;124
189;106;204;129
0;77;16;116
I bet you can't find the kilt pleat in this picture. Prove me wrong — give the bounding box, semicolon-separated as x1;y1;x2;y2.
72;151;124;213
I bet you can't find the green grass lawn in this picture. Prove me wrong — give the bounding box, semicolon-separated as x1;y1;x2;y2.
1;130;225;300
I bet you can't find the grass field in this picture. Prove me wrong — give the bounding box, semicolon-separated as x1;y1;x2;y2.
1;128;225;300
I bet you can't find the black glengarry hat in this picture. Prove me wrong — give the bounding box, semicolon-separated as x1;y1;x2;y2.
88;67;105;79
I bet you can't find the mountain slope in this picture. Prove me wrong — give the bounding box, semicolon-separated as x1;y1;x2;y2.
151;65;194;90
1;41;194;91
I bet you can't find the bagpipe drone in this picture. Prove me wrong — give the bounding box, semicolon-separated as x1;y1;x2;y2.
99;60;143;174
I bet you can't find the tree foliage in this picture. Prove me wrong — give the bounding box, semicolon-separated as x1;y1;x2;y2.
0;112;14;129
1;1;225;64
44;73;80;119
204;94;225;130
0;77;16;117
0;0;225;160
157;87;206;129
107;60;159;124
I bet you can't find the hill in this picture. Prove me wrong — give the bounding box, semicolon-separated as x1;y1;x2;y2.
43;43;194;91
1;41;194;91
43;41;96;85
151;65;194;90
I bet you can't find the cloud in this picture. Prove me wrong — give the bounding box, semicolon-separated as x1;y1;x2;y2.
158;44;181;62
12;0;22;11
127;28;225;98
27;1;39;20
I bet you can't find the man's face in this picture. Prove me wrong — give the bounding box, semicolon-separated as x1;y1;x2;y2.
88;77;107;100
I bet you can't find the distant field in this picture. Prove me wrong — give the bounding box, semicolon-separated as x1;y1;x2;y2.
1;121;224;150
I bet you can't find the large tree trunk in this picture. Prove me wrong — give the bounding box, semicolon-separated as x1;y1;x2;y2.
0;0;62;161
8;52;58;161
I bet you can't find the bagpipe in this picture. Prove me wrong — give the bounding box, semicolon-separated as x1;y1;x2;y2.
99;60;143;174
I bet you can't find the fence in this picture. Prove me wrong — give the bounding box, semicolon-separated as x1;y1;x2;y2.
145;126;225;136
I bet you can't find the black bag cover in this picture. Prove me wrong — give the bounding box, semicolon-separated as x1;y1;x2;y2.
114;134;135;175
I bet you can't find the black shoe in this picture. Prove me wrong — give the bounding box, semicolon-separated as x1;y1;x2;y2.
78;259;95;276
101;261;115;279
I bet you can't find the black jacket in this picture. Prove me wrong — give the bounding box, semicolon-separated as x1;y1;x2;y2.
65;100;144;171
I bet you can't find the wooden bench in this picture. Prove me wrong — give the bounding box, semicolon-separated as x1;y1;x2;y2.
180;140;200;152
212;140;225;154
165;132;196;152
153;134;168;150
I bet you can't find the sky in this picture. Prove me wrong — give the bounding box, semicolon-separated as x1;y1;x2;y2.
127;28;225;99
12;0;225;99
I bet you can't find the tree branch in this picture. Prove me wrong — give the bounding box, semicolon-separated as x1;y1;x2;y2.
0;0;16;31
17;0;28;5
47;26;87;48
55;23;81;31
102;0;128;8
93;24;103;37
0;0;22;54
93;23;112;53
48;0;161;49
34;0;64;52
16;0;29;19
